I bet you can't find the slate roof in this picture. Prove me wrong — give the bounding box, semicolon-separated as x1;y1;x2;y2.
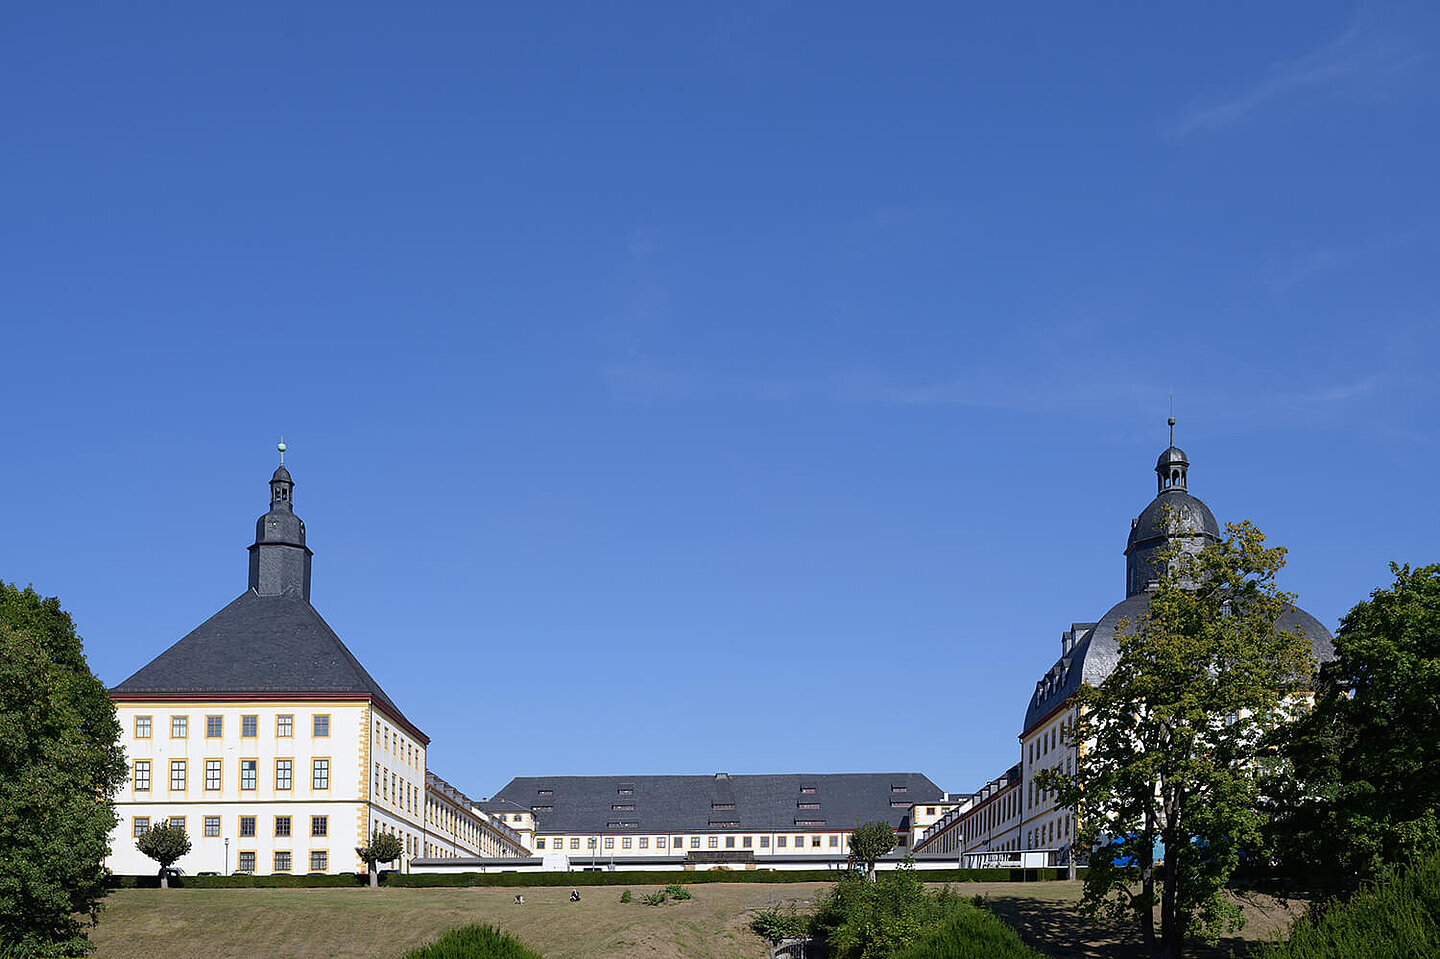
490;772;947;833
111;589;423;740
1023;594;1336;732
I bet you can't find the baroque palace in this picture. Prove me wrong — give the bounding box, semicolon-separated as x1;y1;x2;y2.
105;429;1338;875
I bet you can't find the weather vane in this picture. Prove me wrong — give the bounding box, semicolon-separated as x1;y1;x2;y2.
278;436;286;465
1168;391;1175;447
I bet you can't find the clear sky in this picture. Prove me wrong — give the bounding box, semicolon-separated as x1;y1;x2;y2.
3;2;1437;799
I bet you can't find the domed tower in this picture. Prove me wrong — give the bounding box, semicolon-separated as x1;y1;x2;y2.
1124;419;1220;597
247;446;312;599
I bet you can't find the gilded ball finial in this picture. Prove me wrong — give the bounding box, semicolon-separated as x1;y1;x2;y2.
1167;417;1175;428
277;437;287;465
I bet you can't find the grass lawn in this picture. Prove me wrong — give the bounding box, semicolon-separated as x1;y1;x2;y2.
90;881;1303;959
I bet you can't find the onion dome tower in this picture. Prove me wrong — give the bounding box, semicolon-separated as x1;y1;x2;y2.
1123;417;1220;598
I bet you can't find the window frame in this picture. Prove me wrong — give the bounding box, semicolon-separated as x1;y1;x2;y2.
312;757;330;791
134;715;152;739
205;715;223;738
239;758;257;791
240;714;258;738
133;760;151;792
170;715;188;739
274;757;293;792
204;758;222;791
276;714;294;738
169;759;186;792
312;714;330;738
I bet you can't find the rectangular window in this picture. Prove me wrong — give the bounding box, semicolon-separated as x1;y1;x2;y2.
891;785;907;793
310;850;327;872
587;838;597;849
638;837;648;849
538;788;553;797
237;851;256;872
204;816;221;837
170;759;186;791
170;715;188;738
311;815;327;837
206;715;223;738
241;714;257;737
812;836;822;847
240;759;257;790
134;715;152;738
621;837;631;849
169;816;185;831
777;836;787;847
656;836;666;848
800;785;816;794
725;836;735;848
536;838;546;850
312;714;330;738
239;816;256;837
569;838;579;849
689;837;700;848
133;760;150;792
276;715;293;737
798;802;821;809
275;759;292;791
743;836;752;848
275;816;291;837
707;837;718;848
829;835;839;847
926;806;936;816
274;851;291;873
760;836;770;848
204;759;222;791
133;817;150;837
312;758;330;790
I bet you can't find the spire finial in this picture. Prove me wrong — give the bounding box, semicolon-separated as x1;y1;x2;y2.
1168;416;1175;448
277;436;287;465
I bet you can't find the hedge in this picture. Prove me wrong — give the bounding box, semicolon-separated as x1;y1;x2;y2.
106;866;1073;890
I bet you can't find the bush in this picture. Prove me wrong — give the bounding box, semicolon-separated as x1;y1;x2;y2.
664;883;692;901
750;905;808;944
619;889;632;903
888;902;1042;959
811;861;970;959
640;890;667;905
1259;851;1440;958
401;923;545;959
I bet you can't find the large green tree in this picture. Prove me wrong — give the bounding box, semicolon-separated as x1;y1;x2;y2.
0;583;127;956
1037;521;1316;959
1268;563;1440;896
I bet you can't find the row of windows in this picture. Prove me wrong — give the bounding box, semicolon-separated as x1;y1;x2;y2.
132;758;330;792
534;833;846;851
374;764;417;813
134;714;329;740
236;850;328;873
1027;717;1072;765
132;814;329;839
374;720;420;771
1027;815;1071;850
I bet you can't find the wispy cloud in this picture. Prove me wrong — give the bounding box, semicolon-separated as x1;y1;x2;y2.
1165;19;1425;140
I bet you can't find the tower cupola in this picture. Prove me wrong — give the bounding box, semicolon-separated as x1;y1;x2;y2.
247;442;313;599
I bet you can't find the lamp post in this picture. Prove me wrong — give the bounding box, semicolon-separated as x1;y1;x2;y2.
224;838;230;877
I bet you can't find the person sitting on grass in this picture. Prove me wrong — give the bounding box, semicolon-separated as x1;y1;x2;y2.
513;894;525;905
569;889;580;902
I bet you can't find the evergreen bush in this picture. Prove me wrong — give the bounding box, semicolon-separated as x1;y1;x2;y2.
400;924;545;959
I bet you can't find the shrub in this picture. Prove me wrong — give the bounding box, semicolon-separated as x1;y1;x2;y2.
750;905;808;944
888;901;1042;959
619;889;632;903
401;924;545;959
664;883;692;901
640;890;667;906
1259;851;1440;958
811;860;969;959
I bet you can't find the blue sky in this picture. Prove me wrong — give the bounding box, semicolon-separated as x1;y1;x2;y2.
3;2;1437;798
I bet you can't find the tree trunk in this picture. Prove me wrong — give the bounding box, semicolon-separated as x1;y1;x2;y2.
1159;794;1183;959
369;862;378;888
160;868;169;890
1139;808;1156;957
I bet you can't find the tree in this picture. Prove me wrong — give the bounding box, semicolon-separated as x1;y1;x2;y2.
1037;521;1315;959
0;583;128;957
356;826;404;888
1269;563;1440;896
135;822;191;888
848;820;897;881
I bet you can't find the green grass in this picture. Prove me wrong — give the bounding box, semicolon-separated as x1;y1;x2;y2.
400;924;545;959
